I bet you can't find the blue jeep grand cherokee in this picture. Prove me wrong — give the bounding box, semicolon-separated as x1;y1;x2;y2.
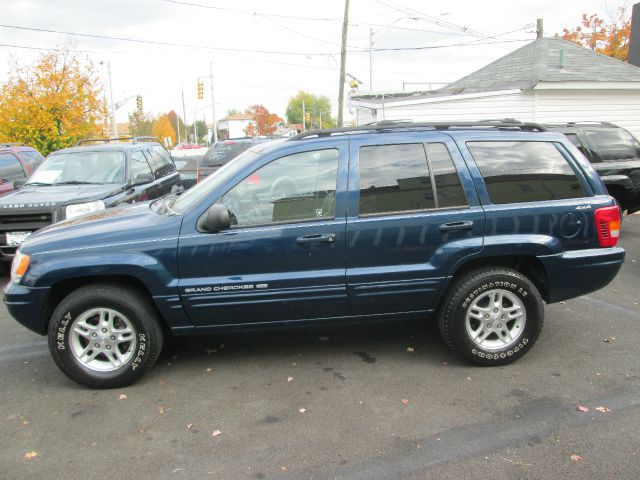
4;121;625;388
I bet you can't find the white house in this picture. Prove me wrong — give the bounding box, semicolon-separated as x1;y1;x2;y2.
350;37;640;138
217;113;255;139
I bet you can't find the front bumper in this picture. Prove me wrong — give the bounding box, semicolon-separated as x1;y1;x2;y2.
3;282;49;335
539;247;625;303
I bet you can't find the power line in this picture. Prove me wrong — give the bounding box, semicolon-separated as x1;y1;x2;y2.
161;0;343;21
0;23;330;57
0;23;533;58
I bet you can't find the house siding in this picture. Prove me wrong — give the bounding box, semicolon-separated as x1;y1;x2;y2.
354;89;640;138
533;89;640;137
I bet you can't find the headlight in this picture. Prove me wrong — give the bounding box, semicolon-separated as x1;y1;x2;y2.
11;250;30;284
65;200;105;219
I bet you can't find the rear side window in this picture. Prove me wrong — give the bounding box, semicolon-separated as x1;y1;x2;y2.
467;141;586;204
0;153;26;181
130;150;153;180
358;143;467;216
427;143;467;208
563;133;592;160
582;128;640;161
359;144;434;215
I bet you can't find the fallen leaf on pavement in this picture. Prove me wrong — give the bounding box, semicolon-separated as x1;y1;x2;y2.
298;408;306;413
406;347;414;352
212;430;222;437
401;399;409;405
442;361;448;366
23;451;38;460
138;427;145;433
570;454;583;462
577;406;589;413
280;466;287;472
595;406;611;413
206;368;213;372
187;423;194;429
287;376;294;383
118;394;128;401
157;406;165;414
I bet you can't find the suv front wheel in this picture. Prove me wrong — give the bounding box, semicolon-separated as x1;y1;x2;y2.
47;284;163;388
438;268;544;365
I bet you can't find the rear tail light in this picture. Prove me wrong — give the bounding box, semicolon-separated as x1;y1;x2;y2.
594;206;620;247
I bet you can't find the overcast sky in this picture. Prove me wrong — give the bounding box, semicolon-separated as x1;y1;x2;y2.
0;0;625;126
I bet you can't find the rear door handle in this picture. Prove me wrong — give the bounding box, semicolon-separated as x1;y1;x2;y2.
439;221;474;232
296;233;336;244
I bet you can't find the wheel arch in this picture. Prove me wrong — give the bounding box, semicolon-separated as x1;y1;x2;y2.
43;275;171;334
447;254;549;302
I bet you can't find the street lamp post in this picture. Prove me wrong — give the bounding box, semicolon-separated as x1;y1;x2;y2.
369;17;418;92
106;62;118;138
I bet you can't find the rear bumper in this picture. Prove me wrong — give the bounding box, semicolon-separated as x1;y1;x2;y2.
3;282;49;335
539;247;625;303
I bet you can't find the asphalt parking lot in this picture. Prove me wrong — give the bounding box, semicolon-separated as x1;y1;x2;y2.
1;219;639;480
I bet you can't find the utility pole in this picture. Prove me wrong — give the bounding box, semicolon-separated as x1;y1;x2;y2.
302;100;306;132
181;87;187;145
107;62;118;138
193;109;198;144
536;18;543;39
337;0;350;128
369;28;373;91
209;62;218;143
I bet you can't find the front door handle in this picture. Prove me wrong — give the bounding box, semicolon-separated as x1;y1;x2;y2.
296;233;336;245
439;221;474;232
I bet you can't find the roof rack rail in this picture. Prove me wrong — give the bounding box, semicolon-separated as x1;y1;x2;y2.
566;121;615;127
0;142;26;148
75;136;162;146
287;119;546;141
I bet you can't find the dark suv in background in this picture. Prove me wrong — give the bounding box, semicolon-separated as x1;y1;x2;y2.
0;143;45;196
197;137;281;182
543;122;640;213
0;137;181;259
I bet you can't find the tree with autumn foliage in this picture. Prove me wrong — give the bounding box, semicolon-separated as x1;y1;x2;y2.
0;46;107;155
152;114;176;146
562;6;631;61
244;105;282;136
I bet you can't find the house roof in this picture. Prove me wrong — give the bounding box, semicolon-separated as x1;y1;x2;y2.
352;37;640;106
220;113;253;121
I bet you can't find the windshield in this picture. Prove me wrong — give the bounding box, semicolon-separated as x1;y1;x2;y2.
583;128;640;161
28;151;126;185
172;149;260;213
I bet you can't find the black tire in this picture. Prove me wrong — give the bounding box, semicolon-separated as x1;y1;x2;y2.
47;284;163;388
438;268;544;366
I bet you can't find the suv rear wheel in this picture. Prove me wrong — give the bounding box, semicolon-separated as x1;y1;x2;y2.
438;268;544;365
47;284;163;388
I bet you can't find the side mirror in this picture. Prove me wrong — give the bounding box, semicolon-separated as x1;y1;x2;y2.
13;179;26;190
131;172;154;186
197;203;230;233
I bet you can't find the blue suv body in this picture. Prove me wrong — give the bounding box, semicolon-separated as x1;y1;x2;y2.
4;121;625;388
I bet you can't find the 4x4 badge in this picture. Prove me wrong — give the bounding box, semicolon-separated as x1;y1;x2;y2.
576;205;592;210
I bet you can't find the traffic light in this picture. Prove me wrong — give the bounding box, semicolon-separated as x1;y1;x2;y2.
136;96;142;112
305;112;311;122
197;80;204;100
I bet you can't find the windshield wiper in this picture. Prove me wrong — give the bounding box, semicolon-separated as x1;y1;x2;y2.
25;181;52;186
53;181;106;185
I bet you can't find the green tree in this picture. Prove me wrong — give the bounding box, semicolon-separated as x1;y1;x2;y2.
128;110;154;137
0;45;107;155
191;119;207;143
226;108;240;117
286;91;334;129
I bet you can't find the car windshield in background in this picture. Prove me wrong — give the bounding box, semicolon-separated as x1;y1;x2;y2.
27;151;126;185
583;128;640;161
172;149;260;213
201;141;253;167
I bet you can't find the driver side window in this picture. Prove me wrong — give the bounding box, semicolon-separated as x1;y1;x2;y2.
221;149;339;228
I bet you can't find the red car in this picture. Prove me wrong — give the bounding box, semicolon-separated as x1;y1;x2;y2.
0;143;44;196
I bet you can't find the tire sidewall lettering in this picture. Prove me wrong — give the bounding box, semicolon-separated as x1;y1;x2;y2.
462;280;528;309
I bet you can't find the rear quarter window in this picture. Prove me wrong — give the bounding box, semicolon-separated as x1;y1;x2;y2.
582;128;640;162
467;141;587;204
